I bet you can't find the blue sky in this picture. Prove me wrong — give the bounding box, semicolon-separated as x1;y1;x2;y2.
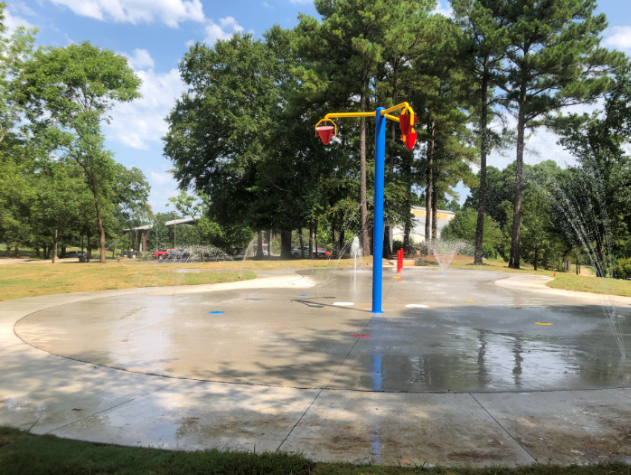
5;0;631;213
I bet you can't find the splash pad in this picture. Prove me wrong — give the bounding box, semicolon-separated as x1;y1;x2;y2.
15;268;631;392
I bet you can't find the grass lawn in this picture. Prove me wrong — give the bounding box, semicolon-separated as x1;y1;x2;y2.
0;256;375;302
1;251;630;301
1;427;630;475
0;260;257;302
439;257;631;298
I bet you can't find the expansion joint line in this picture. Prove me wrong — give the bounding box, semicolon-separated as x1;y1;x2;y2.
44;381;176;435
276;307;380;452
468;392;537;463
276;388;324;453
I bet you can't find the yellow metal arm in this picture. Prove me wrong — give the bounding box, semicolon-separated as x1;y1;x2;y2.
314;103;415;136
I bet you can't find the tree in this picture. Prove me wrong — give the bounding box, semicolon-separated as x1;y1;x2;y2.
165;34;283;249
550;64;631;276
499;0;623;269
167;190;207;245
452;0;510;264
442;207;503;252
20;41;141;263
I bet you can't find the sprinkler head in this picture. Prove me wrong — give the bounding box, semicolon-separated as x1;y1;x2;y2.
316;126;335;145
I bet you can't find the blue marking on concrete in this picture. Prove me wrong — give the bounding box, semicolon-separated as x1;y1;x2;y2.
208;311;224;314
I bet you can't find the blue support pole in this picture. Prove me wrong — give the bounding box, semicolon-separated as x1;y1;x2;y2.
372;107;386;313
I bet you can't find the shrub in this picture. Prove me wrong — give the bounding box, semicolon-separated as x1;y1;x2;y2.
613;258;631;279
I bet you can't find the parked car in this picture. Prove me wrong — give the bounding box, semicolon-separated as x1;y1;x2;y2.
63;251;86;258
291;246;329;258
153;249;175;259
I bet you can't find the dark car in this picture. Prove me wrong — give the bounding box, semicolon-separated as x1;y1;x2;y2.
63;251;86;258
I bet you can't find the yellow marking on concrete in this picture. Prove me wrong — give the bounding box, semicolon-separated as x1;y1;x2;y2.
393;276;401;279
466;299;473;302
535;322;553;326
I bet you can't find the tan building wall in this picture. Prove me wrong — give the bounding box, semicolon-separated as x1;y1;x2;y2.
392;206;456;244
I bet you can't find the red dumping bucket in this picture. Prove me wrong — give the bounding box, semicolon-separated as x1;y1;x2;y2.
399;114;411;135
316;126;335;145
405;132;417;151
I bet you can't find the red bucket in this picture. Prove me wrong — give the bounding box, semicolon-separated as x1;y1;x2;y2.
316;126;335;145
399;114;411;135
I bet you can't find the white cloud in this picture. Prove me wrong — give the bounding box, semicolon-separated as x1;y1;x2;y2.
604;26;631;53
46;0;205;28
289;0;311;4
262;1;273;8
3;8;34;34
203;16;244;45
123;48;155;70
11;2;37;17
150;170;174;185
432;1;453;18
104;67;185;150
148;170;179;211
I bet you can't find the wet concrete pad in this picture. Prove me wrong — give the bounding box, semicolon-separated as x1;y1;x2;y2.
280;390;534;466
473;389;631;464
52;379;319;452
0;364;171;434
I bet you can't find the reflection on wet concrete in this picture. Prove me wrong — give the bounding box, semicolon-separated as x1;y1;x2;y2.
14;269;631;392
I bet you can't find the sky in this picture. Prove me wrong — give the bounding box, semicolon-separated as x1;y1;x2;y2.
5;0;631;213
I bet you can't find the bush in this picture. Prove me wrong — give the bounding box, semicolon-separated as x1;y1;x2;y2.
481;243;497;259
392;239;403;252
613;258;631;279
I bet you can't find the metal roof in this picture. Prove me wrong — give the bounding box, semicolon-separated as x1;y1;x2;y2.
165;217;198;227
123;224;153;232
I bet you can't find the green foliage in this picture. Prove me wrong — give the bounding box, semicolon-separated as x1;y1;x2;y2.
613;258;631;280
442;207;503;248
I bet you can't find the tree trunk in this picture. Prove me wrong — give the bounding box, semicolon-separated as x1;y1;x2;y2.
256;230;264;259
14;246;19;257
315;222;319;259
309;226;314;259
35;247;40;258
86;172;107;264
534;248;538;271
404;151;412;253
509;88;527;269
432;187;438;240
52;229;58;264
299;229;305;258
425;120;435;246
332;228;338;258
360;84;370;256
280;229;293;259
474;65;489;265
61;246;67;258
44;246;49;260
268;230;272;256
339;228;345;255
86;228;92;262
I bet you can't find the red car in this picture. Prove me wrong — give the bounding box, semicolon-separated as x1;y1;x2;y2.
153;249;175;259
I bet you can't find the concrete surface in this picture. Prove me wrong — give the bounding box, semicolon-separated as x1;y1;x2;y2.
2;268;631;466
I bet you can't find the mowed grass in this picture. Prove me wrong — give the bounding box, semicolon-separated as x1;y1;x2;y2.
0;255;376;302
418;256;631;298
1;427;630;475
0;260;256;302
1;252;630;300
